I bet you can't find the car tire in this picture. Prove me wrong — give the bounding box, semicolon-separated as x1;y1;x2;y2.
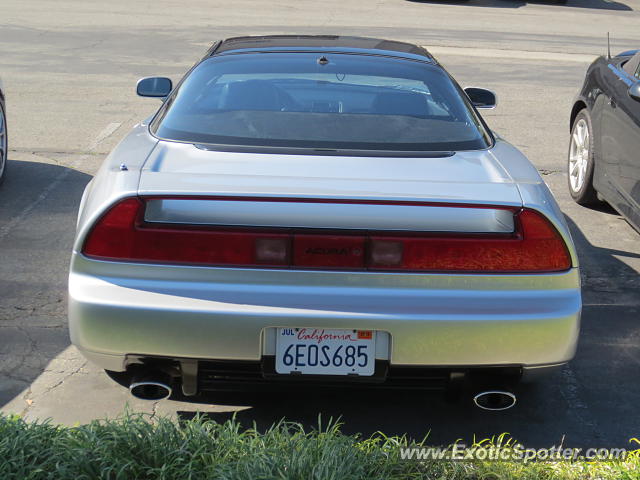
567;109;599;205
0;98;6;185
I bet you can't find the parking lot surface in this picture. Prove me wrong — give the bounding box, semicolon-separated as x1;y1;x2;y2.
1;0;639;448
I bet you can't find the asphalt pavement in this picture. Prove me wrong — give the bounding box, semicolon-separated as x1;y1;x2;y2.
0;0;639;449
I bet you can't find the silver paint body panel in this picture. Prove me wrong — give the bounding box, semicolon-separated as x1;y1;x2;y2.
69;125;581;375
144;199;515;233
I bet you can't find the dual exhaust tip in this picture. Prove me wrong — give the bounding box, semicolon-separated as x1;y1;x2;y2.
473;390;517;411
128;369;517;411
129;370;172;401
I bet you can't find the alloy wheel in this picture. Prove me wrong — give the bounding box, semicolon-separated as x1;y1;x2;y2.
568;118;589;192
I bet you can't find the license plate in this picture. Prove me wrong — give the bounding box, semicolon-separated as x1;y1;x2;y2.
275;328;376;376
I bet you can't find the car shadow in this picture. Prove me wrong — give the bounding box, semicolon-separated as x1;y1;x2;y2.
564;212;640;305
171;212;639;449
406;0;633;11
0;158;90;409
580;201;620;215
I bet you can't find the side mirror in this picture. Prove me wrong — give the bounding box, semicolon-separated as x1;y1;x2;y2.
628;83;640;102
464;87;497;109
136;77;172;98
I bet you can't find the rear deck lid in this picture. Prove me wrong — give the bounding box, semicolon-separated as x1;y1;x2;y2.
138;141;522;208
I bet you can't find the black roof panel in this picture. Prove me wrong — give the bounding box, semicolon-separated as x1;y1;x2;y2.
211;35;433;62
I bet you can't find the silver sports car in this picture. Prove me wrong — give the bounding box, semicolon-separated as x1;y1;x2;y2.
69;36;581;410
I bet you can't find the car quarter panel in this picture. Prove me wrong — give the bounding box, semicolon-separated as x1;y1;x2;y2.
571;57;603;125
489;140;579;267
75;123;158;241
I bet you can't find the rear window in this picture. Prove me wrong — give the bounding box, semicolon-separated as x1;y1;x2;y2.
152;52;491;153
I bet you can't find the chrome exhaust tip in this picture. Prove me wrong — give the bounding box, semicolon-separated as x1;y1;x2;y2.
129;371;172;401
473;390;516;411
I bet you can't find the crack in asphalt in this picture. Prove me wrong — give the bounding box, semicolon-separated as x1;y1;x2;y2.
1;319;81;416
1;326;41;380
0;168;72;243
0;297;66;325
19;387;33;417
149;400;160;421
559;364;601;441
538;168;562;175
20;360;88;416
67;38;106;52
0;371;30;385
9;147;107;157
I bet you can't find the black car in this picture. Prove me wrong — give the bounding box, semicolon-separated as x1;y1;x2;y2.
0;79;6;184
568;49;640;232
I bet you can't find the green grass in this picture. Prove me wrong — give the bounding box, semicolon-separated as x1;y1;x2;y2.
0;412;638;480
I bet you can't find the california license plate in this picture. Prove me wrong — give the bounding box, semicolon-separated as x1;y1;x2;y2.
275;328;376;376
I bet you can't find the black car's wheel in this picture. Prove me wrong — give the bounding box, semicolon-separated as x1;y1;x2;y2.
0;98;6;184
568;109;599;205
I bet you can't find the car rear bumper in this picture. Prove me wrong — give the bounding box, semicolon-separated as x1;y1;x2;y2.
95;354;566;394
68;255;582;374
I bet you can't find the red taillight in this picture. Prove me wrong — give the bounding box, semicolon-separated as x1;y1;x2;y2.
83;197;289;266
82;197;141;260
82;197;572;273
370;209;570;272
